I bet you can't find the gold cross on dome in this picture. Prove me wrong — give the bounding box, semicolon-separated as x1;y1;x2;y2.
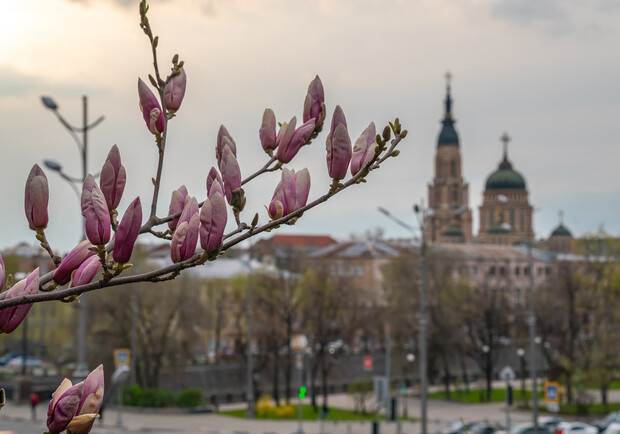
445;71;452;87
559;210;564;224
501;132;511;157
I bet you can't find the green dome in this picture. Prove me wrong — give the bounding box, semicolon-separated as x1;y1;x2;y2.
437;85;459;146
485;157;526;190
551;224;572;237
442;225;463;237
438;120;459;146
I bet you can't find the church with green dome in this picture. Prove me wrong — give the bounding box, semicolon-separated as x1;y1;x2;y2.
426;74;573;251
477;132;534;245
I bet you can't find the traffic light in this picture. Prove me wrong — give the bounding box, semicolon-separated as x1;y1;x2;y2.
299;386;307;399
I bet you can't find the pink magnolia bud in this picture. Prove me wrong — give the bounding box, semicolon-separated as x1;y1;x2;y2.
69;364;104;434
163;67;186;113
47;379;84;434
0;253;4;291
170;197;199;263
259;108;277;152
167;185;189;231
100;145;127;211
275;117;316;164
206;167;224;199
326;105;352;180
81;174;111;246
268;168;310;220
53;240;96;286
70;255;102;288
303;75;326;128
200;189;227;252
0;268;39;334
351;122;378;176
219;145;242;205
216;125;237;162
113;197;142;264
24;164;49;230
138;78;165;135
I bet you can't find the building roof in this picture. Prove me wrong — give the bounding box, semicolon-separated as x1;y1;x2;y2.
432;243;554;261
266;234;338;248
550;224;572;237
310;240;402;259
485;155;527;190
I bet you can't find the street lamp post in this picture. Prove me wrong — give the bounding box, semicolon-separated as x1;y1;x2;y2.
527;241;539;432
378;204;429;434
517;348;526;404
41;95;104;381
414;204;429;434
245;242;255;418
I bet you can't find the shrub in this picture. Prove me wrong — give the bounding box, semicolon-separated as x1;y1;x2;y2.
121;385;175;407
255;394;274;418
274;405;295;418
176;388;204;408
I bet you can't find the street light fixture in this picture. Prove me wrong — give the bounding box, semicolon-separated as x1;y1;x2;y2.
41;94;104;382
517;348;526;404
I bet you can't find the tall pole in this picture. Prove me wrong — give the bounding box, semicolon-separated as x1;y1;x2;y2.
130;286;138;385
418;207;428;434
246;243;255;418
527;241;539;432
385;325;391;413
75;96;89;380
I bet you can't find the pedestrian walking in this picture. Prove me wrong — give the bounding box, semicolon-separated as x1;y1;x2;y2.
30;392;39;420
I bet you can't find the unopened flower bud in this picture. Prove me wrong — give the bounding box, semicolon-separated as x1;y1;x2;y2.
69;364;104;434
46;379;84;434
350;122;378;176
53;240;96;286
100;145;127;211
200;189;227;253
326;105;351;180
170;197;199;263
24;164;49;230
167;185;189;231
219;145;242;205
81;174;111;246
275;117;315;164
303;75;326;128
113;197;142;264
0;253;4;291
259;108;277;152
267;168;310;220
138;78;165;135
216;125;237;162
70;255;102;288
206;167;224;199
163;67;186;113
0;268;39;334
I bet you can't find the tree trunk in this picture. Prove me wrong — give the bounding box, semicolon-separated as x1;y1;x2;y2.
310;354;319;411
602;385;608;410
272;351;280;406
285;314;292;404
442;353;451;400
459;352;469;392
321;355;329;410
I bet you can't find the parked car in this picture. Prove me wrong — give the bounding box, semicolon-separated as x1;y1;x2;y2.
506;422;553;434
7;357;43;367
539;416;564;433
595;412;619;433
556;421;598;434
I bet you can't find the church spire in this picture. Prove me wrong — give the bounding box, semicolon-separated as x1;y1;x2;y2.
499;132;513;170
444;71;453;118
437;71;459;146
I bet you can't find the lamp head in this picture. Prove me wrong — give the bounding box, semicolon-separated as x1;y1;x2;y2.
44;160;62;172
41;96;58;111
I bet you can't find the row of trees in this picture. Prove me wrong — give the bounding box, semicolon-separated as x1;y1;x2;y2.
82;234;620;410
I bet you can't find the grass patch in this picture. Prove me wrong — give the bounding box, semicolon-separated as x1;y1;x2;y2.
428;388;543;403
220;404;415;421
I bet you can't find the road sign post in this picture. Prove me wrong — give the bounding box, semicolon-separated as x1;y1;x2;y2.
500;366;516;432
544;381;560;413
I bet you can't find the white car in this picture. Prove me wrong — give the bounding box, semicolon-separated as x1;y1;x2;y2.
603;422;620;434
556;421;598;434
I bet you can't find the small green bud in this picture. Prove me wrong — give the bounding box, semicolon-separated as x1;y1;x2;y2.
153;36;159;48
400;130;408;139
172;54;179;64
251;213;259;228
178;60;184;68
382;126;391;141
148;74;158;88
376;134;383;145
391;150;400;157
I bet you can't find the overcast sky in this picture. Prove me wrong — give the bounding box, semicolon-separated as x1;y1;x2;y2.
1;0;619;253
